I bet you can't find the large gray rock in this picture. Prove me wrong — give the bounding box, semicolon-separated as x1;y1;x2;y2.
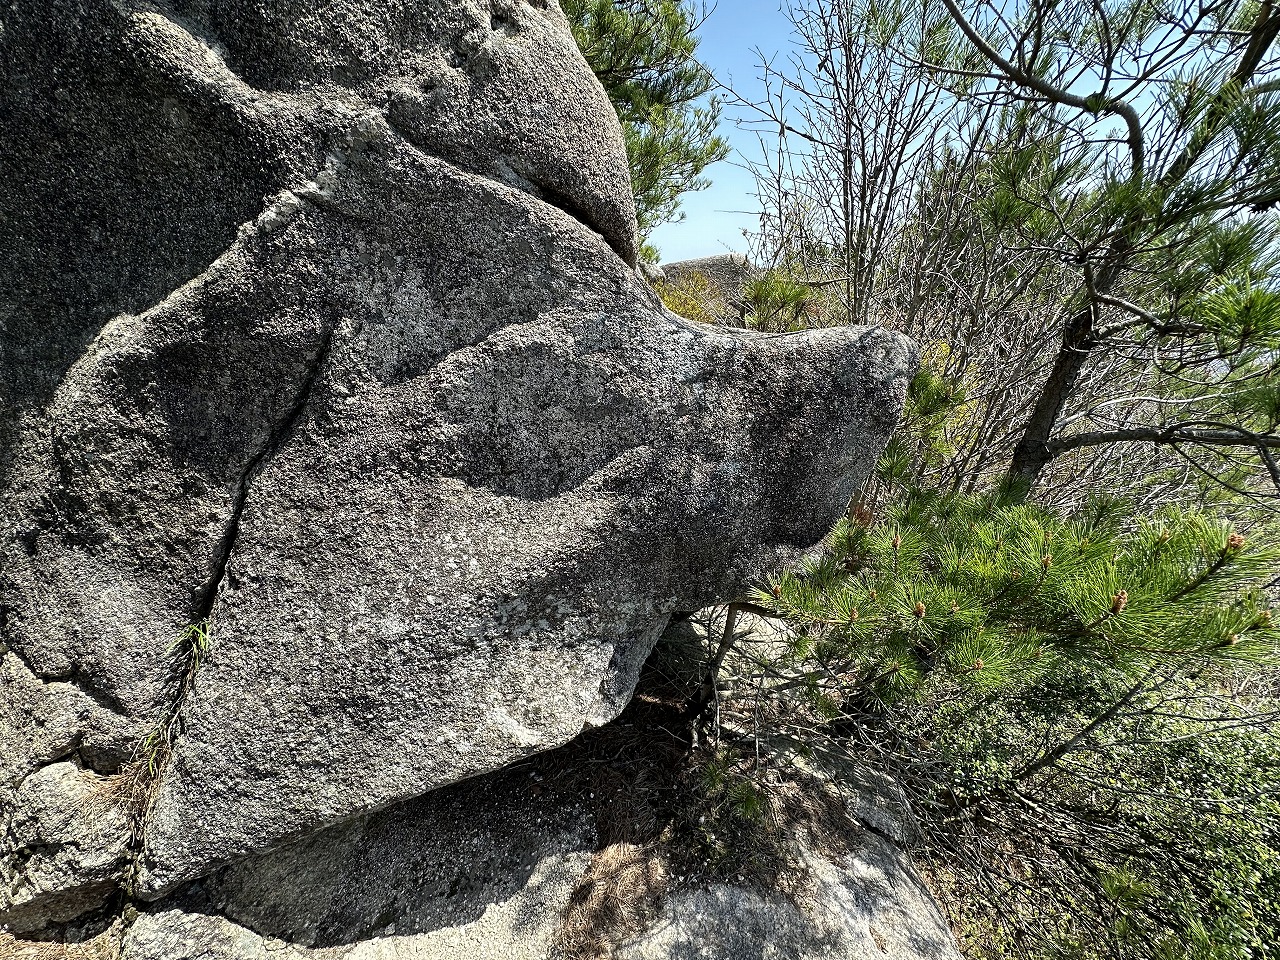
1;634;960;960
123;761;597;960
0;0;914;929
114;838;960;960
105;708;958;960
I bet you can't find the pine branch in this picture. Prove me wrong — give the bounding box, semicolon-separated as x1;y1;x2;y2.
1006;670;1154;787
1159;0;1280;191
1047;424;1280;454
937;0;1146;180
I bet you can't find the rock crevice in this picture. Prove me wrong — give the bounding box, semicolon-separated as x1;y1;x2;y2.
190;320;338;622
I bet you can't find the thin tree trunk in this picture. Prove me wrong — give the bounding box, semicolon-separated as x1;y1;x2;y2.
1003;4;1280;493
1007;301;1098;488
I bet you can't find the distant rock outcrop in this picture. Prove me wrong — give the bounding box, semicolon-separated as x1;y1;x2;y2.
659;254;762;322
0;0;913;934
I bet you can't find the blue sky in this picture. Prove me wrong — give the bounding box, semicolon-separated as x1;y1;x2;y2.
646;1;796;263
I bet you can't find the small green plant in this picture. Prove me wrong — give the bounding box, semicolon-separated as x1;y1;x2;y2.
101;618;215;838
877;365;970;489
677;739;858;891
698;747;771;824
174;618;211;673
742;270;819;332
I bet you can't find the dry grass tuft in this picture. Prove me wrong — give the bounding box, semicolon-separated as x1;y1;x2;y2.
553;740;676;959
0;931;118;960
555;840;667;960
83;620;210;848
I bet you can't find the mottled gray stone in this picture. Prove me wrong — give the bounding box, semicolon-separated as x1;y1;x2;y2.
1;0;636;728
0;651;133;791
124;149;911;898
0;0;914;928
120;764;596;960
616;838;962;960
0;651;135;934
119;845;962;960
123;913;262;960
0;762;131;934
108;738;958;960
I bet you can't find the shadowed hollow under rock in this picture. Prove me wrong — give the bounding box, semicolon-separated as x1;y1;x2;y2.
0;630;962;960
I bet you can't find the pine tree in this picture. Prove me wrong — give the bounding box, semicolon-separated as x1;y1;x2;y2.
924;0;1280;494
742;0;1280;505
755;489;1278;711
723;370;1280;958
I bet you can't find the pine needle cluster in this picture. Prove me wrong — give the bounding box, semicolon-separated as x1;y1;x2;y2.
754;491;1278;711
735;482;1280;958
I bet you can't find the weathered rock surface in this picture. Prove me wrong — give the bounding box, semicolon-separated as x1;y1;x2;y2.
35;715;955;960
123;761;596;960
616;838;962;960
0;0;914;930
0;622;961;960
0;762;131;934
112;827;959;960
0;651;136;930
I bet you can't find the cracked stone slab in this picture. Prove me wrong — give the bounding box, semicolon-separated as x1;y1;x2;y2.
0;0;915;928
0;651;135;789
0;652;135;933
0;762;131;933
124;761;598;960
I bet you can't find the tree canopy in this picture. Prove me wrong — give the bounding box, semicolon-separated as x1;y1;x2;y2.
738;0;1280;506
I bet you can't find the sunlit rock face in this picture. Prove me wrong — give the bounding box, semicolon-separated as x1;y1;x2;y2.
0;0;914;927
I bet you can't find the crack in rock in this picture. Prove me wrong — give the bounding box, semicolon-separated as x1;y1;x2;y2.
190;322;338;623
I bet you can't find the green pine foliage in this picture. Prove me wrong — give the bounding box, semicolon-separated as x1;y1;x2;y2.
877;366;971;486
754;491;1277;711
935;0;1280;488
740;270;819;333
745;487;1279;958
724;359;1280;958
725;358;1280;958
562;0;729;242
696;0;1280;953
